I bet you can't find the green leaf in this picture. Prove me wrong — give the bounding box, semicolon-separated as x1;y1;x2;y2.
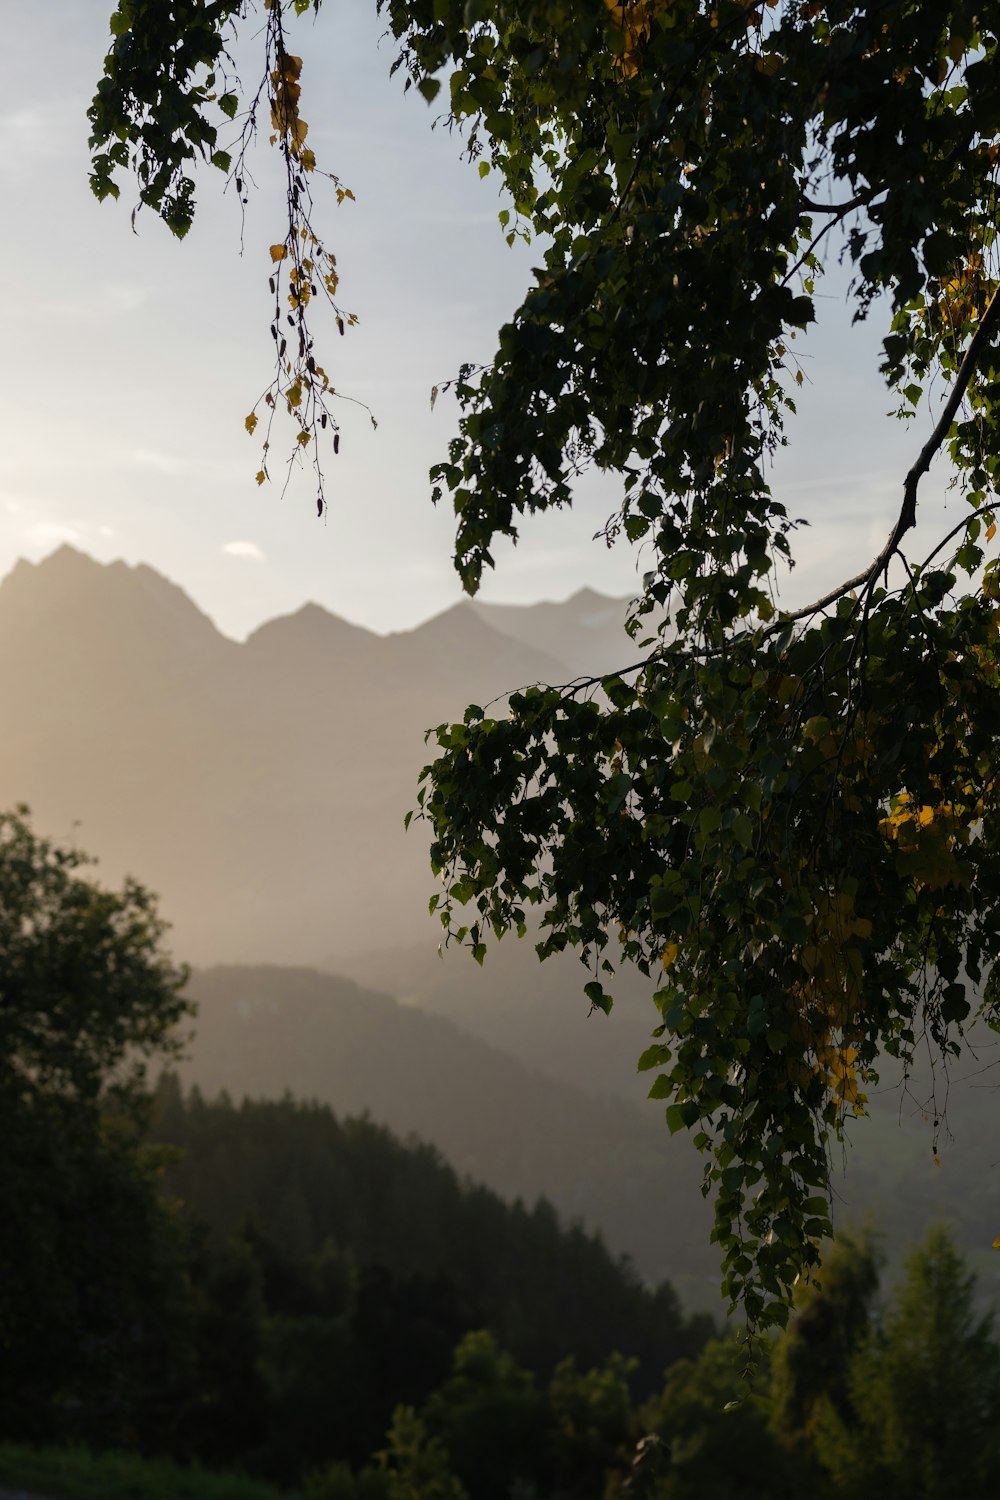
731;811;754;848
584;980;612;1014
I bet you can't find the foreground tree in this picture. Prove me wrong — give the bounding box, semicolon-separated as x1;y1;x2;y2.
0;808;191;1440
639;1338;805;1500
90;1;1000;1323
809;1227;1000;1499
768;1227;881;1447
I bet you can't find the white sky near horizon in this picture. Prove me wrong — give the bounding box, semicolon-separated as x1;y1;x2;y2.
0;1;963;640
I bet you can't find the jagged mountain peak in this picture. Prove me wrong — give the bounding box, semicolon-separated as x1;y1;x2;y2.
0;545;225;643
246;600;379;657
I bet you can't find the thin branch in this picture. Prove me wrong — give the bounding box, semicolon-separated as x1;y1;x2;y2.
781;185;885;289
783;281;1000;622
918;497;1000;573
800;191;877;214
781;566;873;624
890;283;1000;544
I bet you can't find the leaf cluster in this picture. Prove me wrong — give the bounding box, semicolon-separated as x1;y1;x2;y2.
88;0;246;236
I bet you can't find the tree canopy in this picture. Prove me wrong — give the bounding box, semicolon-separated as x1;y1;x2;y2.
807;1227;1000;1498
0;807;190;1438
89;0;1000;1327
0;806;189;1112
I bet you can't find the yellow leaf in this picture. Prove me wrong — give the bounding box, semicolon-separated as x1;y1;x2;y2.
988;520;997;542
244;412;258;435
661;942;679;970
992;1236;1000;1250
802;714;831;743
269;244;288;263
800;942;821;975
255;470;266;486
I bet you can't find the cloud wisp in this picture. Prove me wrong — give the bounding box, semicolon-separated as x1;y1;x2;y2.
221;540;267;562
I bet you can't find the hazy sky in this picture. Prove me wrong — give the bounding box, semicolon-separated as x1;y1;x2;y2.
2;2;959;639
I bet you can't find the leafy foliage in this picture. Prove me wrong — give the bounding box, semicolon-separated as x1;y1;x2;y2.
91;2;1000;1323
638;1338;801;1500
768;1227;881;1443
405;0;1000;1328
88;0;244;237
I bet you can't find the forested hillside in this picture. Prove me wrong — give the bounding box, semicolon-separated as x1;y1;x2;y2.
180;965;714;1300
150;1079;707;1398
180;964;1000;1301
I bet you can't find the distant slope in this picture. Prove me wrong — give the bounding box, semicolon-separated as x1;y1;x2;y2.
469;588;637;678
330;936;662;1109
181;964;717;1302
823;1042;1000;1289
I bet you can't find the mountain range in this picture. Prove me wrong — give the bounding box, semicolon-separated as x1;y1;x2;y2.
3;546;998;1306
0;546;636;965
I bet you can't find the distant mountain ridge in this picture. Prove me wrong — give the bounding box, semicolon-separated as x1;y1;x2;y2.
469;588;641;678
0;546;633;963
